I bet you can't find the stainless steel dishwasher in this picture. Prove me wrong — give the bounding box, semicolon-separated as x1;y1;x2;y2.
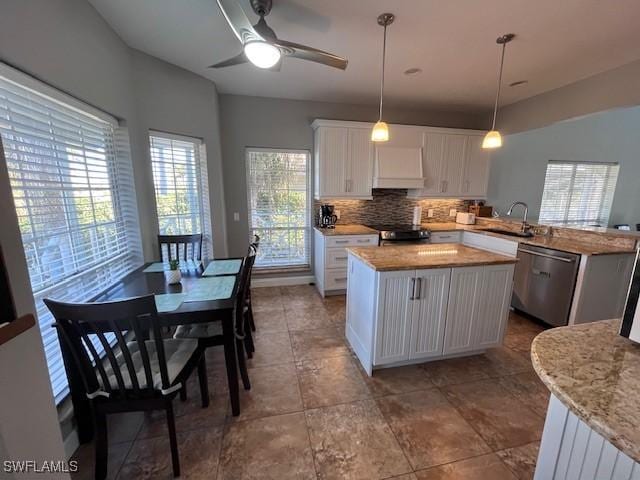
511;244;580;326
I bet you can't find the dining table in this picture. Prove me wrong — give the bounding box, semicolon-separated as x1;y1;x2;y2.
59;258;245;444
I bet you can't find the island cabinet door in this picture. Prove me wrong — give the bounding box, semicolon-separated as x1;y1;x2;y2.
443;266;483;355
374;270;416;365
409;268;451;360
473;264;514;349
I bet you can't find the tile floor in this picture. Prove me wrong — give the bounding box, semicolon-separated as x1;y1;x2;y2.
71;285;549;480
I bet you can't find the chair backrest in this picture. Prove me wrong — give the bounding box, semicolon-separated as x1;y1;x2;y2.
158;233;203;262
235;249;257;335
45;295;172;400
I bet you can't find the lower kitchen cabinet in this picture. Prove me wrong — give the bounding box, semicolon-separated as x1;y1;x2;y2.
348;256;514;374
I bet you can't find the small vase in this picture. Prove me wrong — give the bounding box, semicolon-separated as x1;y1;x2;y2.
165;269;182;285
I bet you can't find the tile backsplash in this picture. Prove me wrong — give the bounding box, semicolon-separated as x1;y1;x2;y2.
314;189;472;226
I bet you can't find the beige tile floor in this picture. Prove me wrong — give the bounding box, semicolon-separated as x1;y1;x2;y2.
71;285;549;480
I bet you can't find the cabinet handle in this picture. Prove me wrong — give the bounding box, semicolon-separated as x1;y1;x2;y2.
409;278;416;300
356;239;371;243
464;180;470;192
334;240;349;244
335;277;347;282
345;179;352;192
415;278;421;300
440;180;446;193
335;256;348;261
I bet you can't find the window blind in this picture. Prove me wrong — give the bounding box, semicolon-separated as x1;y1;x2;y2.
246;148;310;269
0;64;143;403
539;161;620;227
149;132;212;257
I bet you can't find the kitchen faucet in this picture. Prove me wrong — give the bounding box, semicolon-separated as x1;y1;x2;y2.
506;201;530;233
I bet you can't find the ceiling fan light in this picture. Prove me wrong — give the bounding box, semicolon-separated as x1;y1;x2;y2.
243;41;281;69
371;121;389;142
482;130;502;149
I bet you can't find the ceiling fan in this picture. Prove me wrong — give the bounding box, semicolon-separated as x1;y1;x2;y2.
210;0;348;71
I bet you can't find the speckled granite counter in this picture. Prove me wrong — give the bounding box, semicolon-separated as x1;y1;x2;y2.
314;225;378;236
423;222;637;256
347;244;517;271
531;319;640;463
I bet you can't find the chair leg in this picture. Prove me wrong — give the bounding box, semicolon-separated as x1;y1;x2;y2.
179;383;187;401
236;338;251;391
244;318;254;358
166;402;180;477
197;355;210;408
248;303;256;332
94;413;108;480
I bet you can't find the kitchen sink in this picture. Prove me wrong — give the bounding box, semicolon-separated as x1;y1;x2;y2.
482;228;535;238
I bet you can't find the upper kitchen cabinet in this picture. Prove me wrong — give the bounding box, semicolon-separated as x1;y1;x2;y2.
409;130;490;199
312;120;373;199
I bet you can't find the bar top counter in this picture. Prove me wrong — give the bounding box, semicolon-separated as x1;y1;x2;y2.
346;243;517;271
532;319;640;463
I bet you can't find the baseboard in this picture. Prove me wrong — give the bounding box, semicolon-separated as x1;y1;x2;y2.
252;275;316;288
63;428;79;459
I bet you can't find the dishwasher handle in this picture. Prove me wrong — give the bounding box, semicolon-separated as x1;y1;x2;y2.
519;248;576;263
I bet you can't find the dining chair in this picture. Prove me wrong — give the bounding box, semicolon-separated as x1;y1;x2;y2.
173;249;254;394
246;234;260;334
158;233;203;263
45;295;208;480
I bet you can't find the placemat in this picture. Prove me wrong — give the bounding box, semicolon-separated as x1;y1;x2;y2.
183;276;236;303
202;259;242;276
154;293;186;312
143;260;202;273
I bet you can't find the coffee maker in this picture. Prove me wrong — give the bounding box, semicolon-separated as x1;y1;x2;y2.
319;204;338;229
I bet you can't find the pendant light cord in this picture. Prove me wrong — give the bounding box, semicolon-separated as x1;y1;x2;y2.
491;40;507;130
378;23;387;122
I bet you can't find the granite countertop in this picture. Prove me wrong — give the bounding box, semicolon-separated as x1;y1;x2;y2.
314;225;378;236
423;223;637;256
346;244;517;271
531;319;640;463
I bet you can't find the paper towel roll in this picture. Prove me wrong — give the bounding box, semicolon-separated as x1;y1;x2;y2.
412;206;422;226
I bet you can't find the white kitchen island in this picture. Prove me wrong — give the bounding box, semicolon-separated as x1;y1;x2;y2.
346;243;518;375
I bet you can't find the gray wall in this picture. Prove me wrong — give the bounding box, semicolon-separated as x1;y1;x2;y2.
487;105;640;227
219;94;487;256
0;0;228;459
498;58;640;135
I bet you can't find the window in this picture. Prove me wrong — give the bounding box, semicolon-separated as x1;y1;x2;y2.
246;148;310;269
149;131;212;256
0;64;142;403
539;161;620;226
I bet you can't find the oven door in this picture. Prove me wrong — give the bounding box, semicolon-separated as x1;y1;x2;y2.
380;238;431;246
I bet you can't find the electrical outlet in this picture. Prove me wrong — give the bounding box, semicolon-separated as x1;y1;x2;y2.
449;209;457;217
427;209;434;218
335;210;341;219
233;212;240;221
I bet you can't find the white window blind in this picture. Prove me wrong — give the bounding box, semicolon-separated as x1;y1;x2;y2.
150;132;212;257
539;161;620;226
0;64;142;403
246;148;310;269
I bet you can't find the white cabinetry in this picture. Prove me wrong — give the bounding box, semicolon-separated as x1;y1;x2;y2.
313;121;372;199
312;119;488;200
314;230;378;296
430;231;463;244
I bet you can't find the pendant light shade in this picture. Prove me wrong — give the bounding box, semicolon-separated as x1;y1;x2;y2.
371;121;389;142
482;33;515;150
482;130;502;149
372;13;394;142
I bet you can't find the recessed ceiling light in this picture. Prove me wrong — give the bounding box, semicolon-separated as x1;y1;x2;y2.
509;80;528;87
404;67;422;76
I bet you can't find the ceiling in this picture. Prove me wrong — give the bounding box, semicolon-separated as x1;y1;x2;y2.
89;0;640;112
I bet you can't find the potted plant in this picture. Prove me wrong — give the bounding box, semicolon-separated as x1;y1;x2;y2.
165;259;181;285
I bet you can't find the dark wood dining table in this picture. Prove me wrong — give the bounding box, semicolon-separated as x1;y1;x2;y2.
60;259;244;444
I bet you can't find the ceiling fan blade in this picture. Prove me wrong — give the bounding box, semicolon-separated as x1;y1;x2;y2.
275;39;348;70
216;0;263;44
208;51;248;68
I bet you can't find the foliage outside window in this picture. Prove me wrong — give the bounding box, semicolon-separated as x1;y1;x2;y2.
246;148;310;269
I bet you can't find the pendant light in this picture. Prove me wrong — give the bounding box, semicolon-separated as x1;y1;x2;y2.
482;33;515;149
371;13;394;142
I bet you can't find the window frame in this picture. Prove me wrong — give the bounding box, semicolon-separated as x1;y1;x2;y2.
538;160;620;227
245;147;312;271
0;62;143;403
149;130;212;257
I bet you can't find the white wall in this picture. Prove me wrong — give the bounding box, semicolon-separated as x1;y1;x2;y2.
487;105;640;227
